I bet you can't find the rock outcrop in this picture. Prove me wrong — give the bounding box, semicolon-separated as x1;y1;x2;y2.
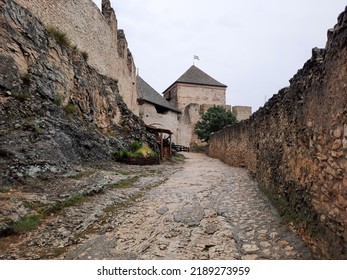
0;0;156;187
209;7;347;259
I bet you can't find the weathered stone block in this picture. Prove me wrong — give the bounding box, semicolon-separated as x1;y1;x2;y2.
332;139;342;150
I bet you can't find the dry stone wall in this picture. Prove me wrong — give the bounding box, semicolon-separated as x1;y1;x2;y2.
209;7;347;259
14;0;139;114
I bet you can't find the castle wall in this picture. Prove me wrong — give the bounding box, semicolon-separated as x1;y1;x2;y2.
139;103;179;142
209;7;347;259
232;106;252;121
175;84;226;111
117;30;139;115
176;103;201;147
164;83;227;147
14;0;139;114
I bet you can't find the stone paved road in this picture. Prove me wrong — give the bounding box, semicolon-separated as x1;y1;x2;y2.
65;153;312;260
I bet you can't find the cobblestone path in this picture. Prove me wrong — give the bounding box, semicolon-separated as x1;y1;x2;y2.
65;153;312;260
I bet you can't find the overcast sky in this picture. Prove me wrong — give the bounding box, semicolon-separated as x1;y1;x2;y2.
92;0;346;112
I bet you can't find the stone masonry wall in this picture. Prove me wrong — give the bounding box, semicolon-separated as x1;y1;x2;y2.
14;0;139;114
175;84;226;111
164;83;227;147
232;106;252;121
209;7;347;259
139;103;179;142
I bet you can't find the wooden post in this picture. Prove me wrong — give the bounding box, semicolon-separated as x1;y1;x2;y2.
169;134;172;157
160;132;163;161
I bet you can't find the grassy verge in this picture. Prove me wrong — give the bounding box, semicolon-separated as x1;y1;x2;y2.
42;194;89;215
12;215;41;233
108;176;139;189
3;194;90;237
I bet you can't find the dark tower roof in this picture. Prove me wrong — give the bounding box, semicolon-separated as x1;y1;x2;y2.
137;76;181;113
175;65;227;88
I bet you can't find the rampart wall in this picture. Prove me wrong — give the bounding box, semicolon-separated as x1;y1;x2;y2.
209;7;347;259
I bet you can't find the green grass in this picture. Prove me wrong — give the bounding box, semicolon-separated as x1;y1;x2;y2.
13;215;40;233
45;194;89;215
109;176;139;189
23;200;44;210
64;103;78;114
68;170;95;180
115;170;131;176
47;27;70;47
5;194;90;237
28;121;42;135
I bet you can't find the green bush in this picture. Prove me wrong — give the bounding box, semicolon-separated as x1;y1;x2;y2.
112;141;157;160
53;95;63;106
132;150;145;158
130;141;142;152
195;105;238;142
64;103;78;114
47;27;70;47
112;150;131;159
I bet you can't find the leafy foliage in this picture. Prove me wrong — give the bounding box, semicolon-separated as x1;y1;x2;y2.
112;141;157;160
130;141;142;152
194;105;238;142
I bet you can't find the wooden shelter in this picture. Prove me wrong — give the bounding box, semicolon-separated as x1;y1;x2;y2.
146;125;173;161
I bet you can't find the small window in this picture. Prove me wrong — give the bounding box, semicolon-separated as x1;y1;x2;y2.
165;91;172;102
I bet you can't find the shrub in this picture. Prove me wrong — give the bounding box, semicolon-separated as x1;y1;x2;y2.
47;27;70;47
53;95;63;106
112;150;131;159
64;103;78;114
28;121;41;135
195;105;238;142
137;145;157;157
130;141;142;152
112;142;157;160
132;150;145;158
15;91;29;102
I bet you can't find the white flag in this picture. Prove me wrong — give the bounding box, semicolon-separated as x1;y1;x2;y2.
194;55;200;60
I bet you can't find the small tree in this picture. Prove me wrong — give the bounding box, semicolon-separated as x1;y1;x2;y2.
194;105;237;142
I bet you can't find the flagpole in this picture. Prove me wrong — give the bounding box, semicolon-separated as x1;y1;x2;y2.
193;55;200;65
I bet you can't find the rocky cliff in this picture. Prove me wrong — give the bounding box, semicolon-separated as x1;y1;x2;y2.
12;0;139;115
0;0;156;187
209;7;347;259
